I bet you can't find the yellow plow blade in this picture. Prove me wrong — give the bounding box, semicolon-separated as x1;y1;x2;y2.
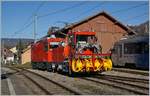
102;58;112;71
84;59;93;72
94;59;103;71
72;59;83;72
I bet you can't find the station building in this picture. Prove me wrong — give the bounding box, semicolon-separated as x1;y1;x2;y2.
57;11;136;53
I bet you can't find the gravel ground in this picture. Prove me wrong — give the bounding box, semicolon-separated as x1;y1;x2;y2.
10;72;36;95
28;69;148;95
1;79;10;95
84;76;149;94
1;67;46;95
23;70;76;95
101;70;149;80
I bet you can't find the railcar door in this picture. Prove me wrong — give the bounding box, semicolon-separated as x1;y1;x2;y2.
116;44;123;66
142;43;149;69
111;44;123;66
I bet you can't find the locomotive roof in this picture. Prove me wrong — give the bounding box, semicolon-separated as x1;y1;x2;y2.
116;34;149;44
36;37;63;42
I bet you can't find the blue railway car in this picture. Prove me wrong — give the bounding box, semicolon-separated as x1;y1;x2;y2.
111;34;149;69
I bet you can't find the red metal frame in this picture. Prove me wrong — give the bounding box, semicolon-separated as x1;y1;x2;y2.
76;53;111;56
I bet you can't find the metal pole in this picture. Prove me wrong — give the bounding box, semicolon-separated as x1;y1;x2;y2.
145;24;147;33
34;14;37;43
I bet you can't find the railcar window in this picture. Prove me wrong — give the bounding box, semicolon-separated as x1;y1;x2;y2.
143;43;149;53
119;45;122;57
124;43;143;54
112;45;117;54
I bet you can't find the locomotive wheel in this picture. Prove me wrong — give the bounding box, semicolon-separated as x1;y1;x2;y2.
32;62;37;69
47;63;52;72
52;63;57;73
52;68;55;73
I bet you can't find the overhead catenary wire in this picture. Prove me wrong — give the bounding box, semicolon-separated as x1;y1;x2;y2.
38;1;87;19
12;20;33;37
12;1;45;36
12;2;148;38
41;2;148;38
122;12;148;22
12;1;86;37
68;1;106;22
67;2;147;26
111;2;148;14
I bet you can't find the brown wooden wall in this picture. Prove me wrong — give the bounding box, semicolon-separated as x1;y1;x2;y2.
69;15;128;53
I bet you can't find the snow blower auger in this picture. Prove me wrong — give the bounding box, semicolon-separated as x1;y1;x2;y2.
72;58;83;72
101;58;112;71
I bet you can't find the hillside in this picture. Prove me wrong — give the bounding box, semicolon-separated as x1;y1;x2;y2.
1;38;34;49
129;21;149;34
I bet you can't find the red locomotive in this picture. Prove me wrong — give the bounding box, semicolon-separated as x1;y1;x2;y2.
31;31;112;75
31;36;64;71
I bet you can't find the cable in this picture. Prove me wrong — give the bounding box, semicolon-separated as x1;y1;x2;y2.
66;2;148;28
122;12;148;22
13;2;87;39
68;1;106;22
12;20;33;37
111;3;148;14
34;1;45;15
38;1;87;19
12;2;45;36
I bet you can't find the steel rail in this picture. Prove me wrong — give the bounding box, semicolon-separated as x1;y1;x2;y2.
98;74;149;83
9;67;52;95
80;77;148;95
23;69;82;95
112;68;149;76
93;76;149;90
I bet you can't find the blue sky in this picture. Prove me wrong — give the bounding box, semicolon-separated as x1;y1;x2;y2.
2;1;149;39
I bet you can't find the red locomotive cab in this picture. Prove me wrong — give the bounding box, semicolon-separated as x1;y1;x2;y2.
47;37;64;63
31;37;64;71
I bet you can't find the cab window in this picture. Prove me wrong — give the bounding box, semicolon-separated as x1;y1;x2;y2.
49;42;59;49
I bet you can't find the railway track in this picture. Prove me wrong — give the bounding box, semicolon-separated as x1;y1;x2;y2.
96;74;148;88
99;74;149;83
79;74;149;95
9;67;82;95
95;75;149;89
112;68;149;76
9;67;52;95
8;67;149;95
